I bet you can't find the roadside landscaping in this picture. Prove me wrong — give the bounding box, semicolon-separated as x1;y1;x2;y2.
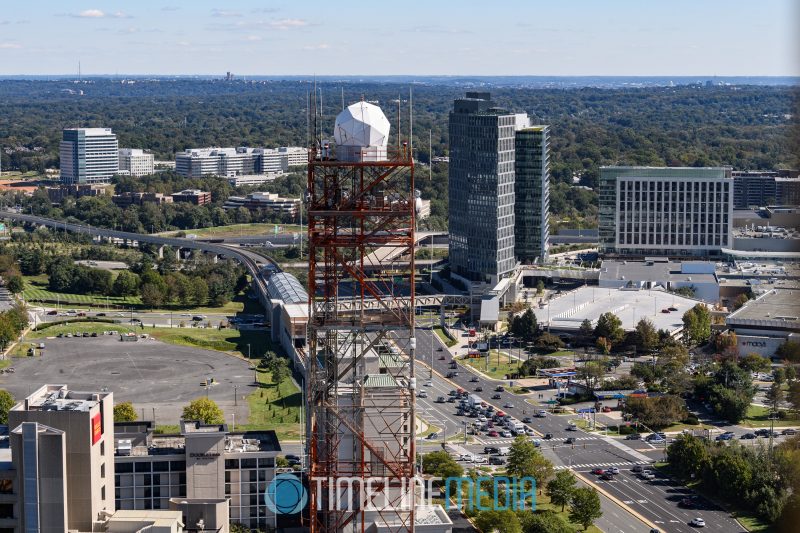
742;405;800;428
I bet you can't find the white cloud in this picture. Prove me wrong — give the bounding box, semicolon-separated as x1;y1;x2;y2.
112;11;132;19
212;9;241;17
303;43;330;50
0;43;22;49
270;18;308;30
245;35;262;42
77;9;104;18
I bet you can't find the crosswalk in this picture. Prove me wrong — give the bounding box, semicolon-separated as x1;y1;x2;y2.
555;461;648;470
481;436;599;444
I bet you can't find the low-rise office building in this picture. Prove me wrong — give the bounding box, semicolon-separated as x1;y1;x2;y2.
175;147;307;179
171;189;211;206
46;184;108;204
222;192;300;216
118;149;155;177
112;192;173;208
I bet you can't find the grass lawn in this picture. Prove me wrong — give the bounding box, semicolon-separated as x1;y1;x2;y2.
23;275;142;308
533;493;603;533
433;326;457;348
462;351;523;380
742;405;800;428
735;514;775;533
160;223;303;238
242;368;302;439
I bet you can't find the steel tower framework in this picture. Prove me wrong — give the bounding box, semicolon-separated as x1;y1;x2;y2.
306;139;416;533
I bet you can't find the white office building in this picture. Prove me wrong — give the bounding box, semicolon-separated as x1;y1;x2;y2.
60;128;119;184
600;166;733;258
175;147;307;179
118;149;154;177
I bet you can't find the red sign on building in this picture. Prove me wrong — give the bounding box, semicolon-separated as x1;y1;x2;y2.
91;412;102;445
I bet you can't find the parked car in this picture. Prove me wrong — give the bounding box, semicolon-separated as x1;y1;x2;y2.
487;431;499;437
740;433;757;440
484;446;500;454
626;433;642;440
488;456;506;465
782;428;797;436
500;431;512;438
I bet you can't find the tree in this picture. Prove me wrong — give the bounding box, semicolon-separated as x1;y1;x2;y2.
625;395;687;429
112;270;140;297
519;511;574;533
569;487;602;530
536;279;545;295
733;293;750;310
474;509;522;533
578;319;594;344
268;357;291;389
594;312;624;345
682;304;711;345
421;451;463;479
191;277;209;306
576;361;605;392
776;341;800;363
5;275;23;294
511;309;539;342
0;389;14;425
666;435;710;480
535;333;565;353
739;353;771;373
546;470;577;512
788;381;800;416
634;318;659;353
507;436;553;491
658;344;690;370
595;337;612;355
182;397;224;424
140;283;165;308
114;401;138;422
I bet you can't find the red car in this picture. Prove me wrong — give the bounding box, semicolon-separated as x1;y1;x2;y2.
488;431;499;437
591;468;605;475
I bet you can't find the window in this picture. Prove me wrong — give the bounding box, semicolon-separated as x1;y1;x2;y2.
153;461;170;472
117;463;133;473
135;462;151;473
101;463;106;478
100;441;105;456
101;485;106;500
0;479;12;494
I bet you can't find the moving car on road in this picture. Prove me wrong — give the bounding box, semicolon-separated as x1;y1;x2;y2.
689;518;706;528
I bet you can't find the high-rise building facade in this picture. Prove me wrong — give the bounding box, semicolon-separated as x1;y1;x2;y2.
8;384;115;532
514;126;550;263
599;166;733;257
731;170;800;208
448;93;519;283
60;128;119;184
118;148;154;177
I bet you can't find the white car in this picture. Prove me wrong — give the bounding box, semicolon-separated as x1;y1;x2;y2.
524;428;536;436
425;380;433;387
689;517;706;528
640;471;656;480
566;424;578;431
500;431;512;438
458;454;472;462
471;455;488;464
607;467;620;475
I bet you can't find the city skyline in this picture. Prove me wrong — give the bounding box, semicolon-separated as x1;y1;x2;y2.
0;0;797;76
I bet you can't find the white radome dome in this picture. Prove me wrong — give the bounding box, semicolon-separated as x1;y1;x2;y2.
334;101;391;148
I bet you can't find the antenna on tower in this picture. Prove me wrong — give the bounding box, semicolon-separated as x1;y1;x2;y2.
409;87;413;159
429;129;432;181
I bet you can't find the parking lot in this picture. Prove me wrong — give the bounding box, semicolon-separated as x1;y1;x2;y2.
1;334;254;427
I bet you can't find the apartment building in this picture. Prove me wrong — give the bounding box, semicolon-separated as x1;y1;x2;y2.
599;166;733;258
60;128;119;185
118;149;155;177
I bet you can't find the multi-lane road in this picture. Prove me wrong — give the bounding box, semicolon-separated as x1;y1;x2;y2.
401;327;746;533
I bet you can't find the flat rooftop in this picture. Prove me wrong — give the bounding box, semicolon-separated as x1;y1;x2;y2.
13;384;108;413
600;260;717;284
726;289;800;331
533;286;701;332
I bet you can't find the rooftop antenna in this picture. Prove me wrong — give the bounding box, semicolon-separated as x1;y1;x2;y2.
306;88;310;148
429;129;432;180
397;94;401;151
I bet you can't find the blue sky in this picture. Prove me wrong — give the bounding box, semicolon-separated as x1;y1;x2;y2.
0;0;797;76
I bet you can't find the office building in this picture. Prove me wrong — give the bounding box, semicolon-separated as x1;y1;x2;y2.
46;184;107;204
599;166;733;258
732;170;800;208
514;125;550;263
171;189;211;205
112;192;173;208
448;92;520;284
118;149;155;177
8;384;115;532
175;147;307;179
60;128;119;185
222;192;300;216
114;420;281;530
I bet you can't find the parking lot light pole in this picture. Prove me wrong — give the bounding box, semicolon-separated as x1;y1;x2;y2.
234;386;238;406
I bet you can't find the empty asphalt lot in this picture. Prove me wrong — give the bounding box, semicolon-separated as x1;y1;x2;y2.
1;335;254;426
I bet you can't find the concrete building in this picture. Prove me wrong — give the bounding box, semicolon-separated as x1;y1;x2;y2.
112;192;173;208
171;190;211;206
222;192;299;216
599;166;733;258
448;92;520;284
8;384;115;532
599;258;720;302
46;184;108;204
725;289;800;358
114;420;280;530
118;149;155;178
732;170;800;208
514;125;550;264
175;147;307;179
60;128;119;185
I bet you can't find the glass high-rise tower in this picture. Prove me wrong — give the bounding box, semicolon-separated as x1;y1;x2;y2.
514;126;550;263
60;128;119;185
448;93;518;283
